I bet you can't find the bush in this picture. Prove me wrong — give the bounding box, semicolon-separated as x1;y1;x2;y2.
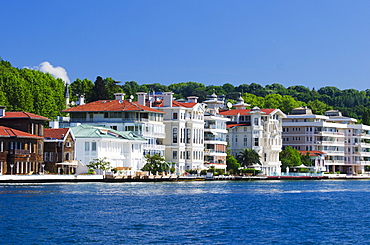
87;169;95;175
240;168;262;176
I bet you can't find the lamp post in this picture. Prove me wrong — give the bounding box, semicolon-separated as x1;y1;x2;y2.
10;163;14;175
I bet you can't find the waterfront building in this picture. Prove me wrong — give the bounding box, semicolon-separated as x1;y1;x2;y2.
44;128;77;174
0;107;49;175
282;107;370;174
298;150;326;172
219;96;286;175
61;93;166;157
202;93;230;171
70;124;147;174
0;126;43;175
137;92;205;173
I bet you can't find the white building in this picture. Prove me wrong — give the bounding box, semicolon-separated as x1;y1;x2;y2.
137;92;205;173
219;96;286;175
61;93;166;157
283;107;370;174
71;124;147;174
203;93;230;171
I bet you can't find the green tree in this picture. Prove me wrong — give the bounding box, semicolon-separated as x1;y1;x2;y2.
301;152;312;166
90;76;109;101
237;148;261;168
279;146;302;170
141;154;173;175
226;154;240;174
69;78;94;103
86;157;111;175
307;99;332;115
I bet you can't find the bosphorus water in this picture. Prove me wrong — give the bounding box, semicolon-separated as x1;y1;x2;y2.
1;180;370;244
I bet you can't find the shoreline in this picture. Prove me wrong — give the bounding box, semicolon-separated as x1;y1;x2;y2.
1;174;370;183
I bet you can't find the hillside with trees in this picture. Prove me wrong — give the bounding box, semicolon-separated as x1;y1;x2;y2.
1;58;370;123
0;59;66;119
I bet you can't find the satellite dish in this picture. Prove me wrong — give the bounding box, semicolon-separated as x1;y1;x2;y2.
149;97;155;102
227;102;232;109
130;95;134;100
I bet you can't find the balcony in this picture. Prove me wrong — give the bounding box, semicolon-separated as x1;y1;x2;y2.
8;149;31;155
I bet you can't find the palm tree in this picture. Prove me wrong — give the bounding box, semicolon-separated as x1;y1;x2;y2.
237;149;261;168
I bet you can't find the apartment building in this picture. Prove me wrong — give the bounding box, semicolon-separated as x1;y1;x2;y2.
137;92;205;173
219;96;286;175
203;93;230;170
282;107;370;174
61;93;166;157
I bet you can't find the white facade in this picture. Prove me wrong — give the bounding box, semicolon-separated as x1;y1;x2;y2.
282;107;370;174
71;125;146;173
61;93;166;157
138;92;205;173
220;97;286;175
203;93;230;170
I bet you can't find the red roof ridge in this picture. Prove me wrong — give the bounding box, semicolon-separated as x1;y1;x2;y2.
0;126;42;138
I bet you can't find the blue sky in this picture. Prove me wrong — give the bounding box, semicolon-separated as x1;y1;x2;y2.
1;0;370;91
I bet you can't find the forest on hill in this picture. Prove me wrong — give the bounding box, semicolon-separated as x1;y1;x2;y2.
1;58;370;124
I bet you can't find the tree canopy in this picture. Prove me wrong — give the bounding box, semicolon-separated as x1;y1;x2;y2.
2;57;370;122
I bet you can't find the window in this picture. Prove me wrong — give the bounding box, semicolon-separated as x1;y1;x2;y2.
66;153;71;161
49;152;54;162
186;151;190;160
173;151;178;159
110;126;117;130
186;128;191;144
173;113;178;120
254;138;259;146
85;142;90;151
92;142;97;152
173;128;178;143
244;137;248;146
66;142;72;147
44;152;49;162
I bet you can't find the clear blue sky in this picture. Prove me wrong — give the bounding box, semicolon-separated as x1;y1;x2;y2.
1;0;370;91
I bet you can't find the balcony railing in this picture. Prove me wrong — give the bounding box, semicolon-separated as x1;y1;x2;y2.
8;149;31;155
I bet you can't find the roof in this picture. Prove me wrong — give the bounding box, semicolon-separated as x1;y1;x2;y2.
0;126;42;138
299;151;326;156
219;109;277;116
226;123;250;129
151;100;197;108
1;111;50;121
70;124;146;141
62;100;164;113
44;128;70;140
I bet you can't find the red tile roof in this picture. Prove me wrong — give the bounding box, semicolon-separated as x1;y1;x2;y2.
0;126;42;138
44;128;70;140
62;100;164;113
226;123;251;129
151;100;197;108
2;111;50;121
219;109;276;116
299;151;326;156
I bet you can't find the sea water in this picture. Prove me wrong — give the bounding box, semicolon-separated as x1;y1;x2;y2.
1;180;370;244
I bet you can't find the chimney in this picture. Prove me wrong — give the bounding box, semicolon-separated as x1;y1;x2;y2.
78;95;85;106
114;93;126;101
0;106;5;117
187;96;198;103
163;92;174;107
136;92;147;106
